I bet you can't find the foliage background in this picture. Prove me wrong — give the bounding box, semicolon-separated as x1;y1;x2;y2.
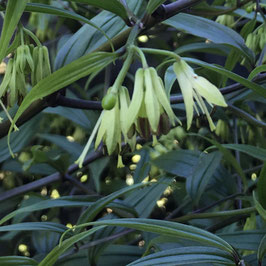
0;0;266;265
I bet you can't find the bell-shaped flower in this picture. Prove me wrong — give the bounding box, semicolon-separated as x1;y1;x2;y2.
173;59;227;131
76;86;135;168
125;67;180;140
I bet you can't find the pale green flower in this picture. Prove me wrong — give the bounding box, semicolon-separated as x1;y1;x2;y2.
76;86;135;168
173;59;227;131
125;67;180;140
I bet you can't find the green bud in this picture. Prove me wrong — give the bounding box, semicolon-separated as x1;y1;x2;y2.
101;92;117;110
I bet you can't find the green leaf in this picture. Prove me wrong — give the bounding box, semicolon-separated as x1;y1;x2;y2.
152;149;200;177
164;13;254;62
128;246;235;266
8;52;117;152
38;133;83;158
25;3;114;50
0;222;69;234
89;156;109;192
258;163;266;209
219;230;266;251
253;191;266;221
186;151;222;205
133;148;151;183
175;42;229;56
189;134;247;189
77;182;151;225
70;0;128;22
0;196;137;226
146;0;167;14
55;1;142;68
0;256;38;266
98;245;143;266
0;115;41;163
44;106;92;130
258;234;266;265
248;65;266;81
0;0;28;62
221;144;266;161
124;176;173;218
39;225;106;266
32;230;60;255
184;57;266;98
85;218;235;254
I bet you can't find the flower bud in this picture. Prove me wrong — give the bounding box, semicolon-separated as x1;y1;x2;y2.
101;91;117;110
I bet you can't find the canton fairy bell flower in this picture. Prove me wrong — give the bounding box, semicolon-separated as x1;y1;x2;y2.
125;67;180;140
173;59;227;131
76;86;135;168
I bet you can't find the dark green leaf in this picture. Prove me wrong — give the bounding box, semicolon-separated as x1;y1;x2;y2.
152;149;200;177
253;192;266;221
164;13;254;62
77;182;151;225
186;151;222;205
128;246;235;266
219;230;266;250
70;0;128;21
0;115;41;163
0;222;69;234
222;144;266;161
86;218;235;254
25;3;113;49
39;226;106;266
258;234;266;265
0;0;28;62
0;256;38;266
258;163;266;209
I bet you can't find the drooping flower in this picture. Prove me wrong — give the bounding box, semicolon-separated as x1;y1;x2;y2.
76;86;135;168
125;67;180;140
173;59;227;131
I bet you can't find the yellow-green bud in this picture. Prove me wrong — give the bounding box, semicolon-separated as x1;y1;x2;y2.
101;92;117;110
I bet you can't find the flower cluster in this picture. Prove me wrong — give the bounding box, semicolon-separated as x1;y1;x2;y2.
125;67;180;140
0;44;51;108
76;48;228;168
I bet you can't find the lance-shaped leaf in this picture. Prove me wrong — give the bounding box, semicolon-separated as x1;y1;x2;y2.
0;0;28;62
164;13;254;63
85;218;236;255
24;3;113;50
128;246;235;266
70;0;129;22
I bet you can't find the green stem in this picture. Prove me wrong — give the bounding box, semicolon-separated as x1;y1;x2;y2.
172;206;256;223
141;47;181;61
19;25;24;45
112;49;135;92
0;100;18;131
22;27;42;47
130;45;148;68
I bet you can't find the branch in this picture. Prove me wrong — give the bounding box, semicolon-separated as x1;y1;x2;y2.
0;72;265;139
163;0;203;19
0;150;103;201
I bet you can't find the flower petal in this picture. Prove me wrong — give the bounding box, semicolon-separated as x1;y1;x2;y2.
150;67;180;126
191;76;227;107
173;62;194;130
144;68;160;132
125;68;144;133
